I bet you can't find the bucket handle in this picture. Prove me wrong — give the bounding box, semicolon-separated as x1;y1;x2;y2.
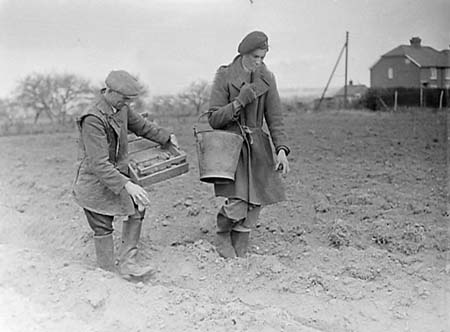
193;110;249;143
193;110;213;137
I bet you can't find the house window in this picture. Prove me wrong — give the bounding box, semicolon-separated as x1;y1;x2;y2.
388;68;393;79
446;68;450;79
430;67;437;79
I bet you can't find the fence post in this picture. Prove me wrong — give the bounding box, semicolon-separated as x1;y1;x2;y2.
377;96;389;111
420;87;423;107
439;90;444;109
394;90;398;111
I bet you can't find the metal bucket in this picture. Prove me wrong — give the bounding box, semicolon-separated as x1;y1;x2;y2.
194;128;243;183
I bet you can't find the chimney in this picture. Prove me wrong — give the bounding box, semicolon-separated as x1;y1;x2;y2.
410;37;421;48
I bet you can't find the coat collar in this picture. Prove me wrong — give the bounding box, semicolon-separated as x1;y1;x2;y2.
95;94;115;117
229;56;271;97
229;57;250;90
94;94;123;136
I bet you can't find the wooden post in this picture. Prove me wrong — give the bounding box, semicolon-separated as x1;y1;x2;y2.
439;90;444;109
420;87;423;107
315;41;346;111
344;31;349;109
377;96;389;111
394;90;398;111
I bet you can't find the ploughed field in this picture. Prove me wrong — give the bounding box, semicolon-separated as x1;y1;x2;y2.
0;108;447;332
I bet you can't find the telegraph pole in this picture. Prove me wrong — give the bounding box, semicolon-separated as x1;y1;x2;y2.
344;31;349;109
315;32;349;110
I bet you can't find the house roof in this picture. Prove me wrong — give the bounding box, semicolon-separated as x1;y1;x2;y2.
441;50;450;67
382;44;449;67
334;84;368;97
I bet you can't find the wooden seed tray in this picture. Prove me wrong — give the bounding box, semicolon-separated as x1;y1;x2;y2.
128;135;189;187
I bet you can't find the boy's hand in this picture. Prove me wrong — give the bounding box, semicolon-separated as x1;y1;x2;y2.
169;134;179;149
125;181;150;209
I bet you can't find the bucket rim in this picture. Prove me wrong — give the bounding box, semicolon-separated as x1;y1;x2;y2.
195;128;243;135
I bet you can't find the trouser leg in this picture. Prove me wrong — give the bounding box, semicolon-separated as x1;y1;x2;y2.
236;205;261;230
84;209;114;237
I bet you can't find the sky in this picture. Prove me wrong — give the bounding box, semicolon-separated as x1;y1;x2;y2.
0;0;449;98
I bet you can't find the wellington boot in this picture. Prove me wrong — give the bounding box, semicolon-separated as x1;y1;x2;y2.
94;234;115;272
215;232;236;258
231;231;250;257
117;219;155;279
118;249;155;279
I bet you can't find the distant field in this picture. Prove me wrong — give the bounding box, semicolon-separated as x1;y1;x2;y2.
0;107;447;331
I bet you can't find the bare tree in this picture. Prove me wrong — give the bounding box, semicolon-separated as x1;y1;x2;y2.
150;94;189;117
129;78;150;114
178;80;211;115
0;97;26;120
0;99;9;122
14;73;94;125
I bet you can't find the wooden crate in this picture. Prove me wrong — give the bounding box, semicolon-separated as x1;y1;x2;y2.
128;135;189;187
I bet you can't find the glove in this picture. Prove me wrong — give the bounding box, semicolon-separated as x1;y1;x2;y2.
235;83;256;107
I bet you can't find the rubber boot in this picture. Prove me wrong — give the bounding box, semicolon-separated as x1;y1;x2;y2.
231;206;260;257
216;232;236;258
231;231;250;257
94;233;115;272
117;219;154;279
215;212;236;258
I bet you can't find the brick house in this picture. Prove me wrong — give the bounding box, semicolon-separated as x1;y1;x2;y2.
329;80;368;107
333;80;368;105
370;37;450;89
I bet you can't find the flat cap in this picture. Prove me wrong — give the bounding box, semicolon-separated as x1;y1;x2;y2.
105;70;140;97
237;31;269;55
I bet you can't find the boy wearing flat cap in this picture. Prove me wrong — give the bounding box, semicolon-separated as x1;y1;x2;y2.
208;31;290;258
73;70;178;279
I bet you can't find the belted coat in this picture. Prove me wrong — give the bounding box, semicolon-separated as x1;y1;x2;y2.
208;56;290;206
73;93;170;216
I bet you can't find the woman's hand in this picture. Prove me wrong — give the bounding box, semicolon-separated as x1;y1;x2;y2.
275;149;289;174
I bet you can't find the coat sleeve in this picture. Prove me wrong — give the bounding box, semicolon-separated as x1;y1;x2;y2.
264;72;290;155
127;108;171;145
81;115;129;195
207;67;239;129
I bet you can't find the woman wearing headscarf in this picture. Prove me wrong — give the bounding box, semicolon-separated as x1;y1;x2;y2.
208;31;290;258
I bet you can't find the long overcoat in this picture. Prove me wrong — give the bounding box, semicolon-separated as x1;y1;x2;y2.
208;56;290;206
73;94;170;216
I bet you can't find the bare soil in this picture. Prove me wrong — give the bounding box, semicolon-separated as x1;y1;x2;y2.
0;108;448;332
